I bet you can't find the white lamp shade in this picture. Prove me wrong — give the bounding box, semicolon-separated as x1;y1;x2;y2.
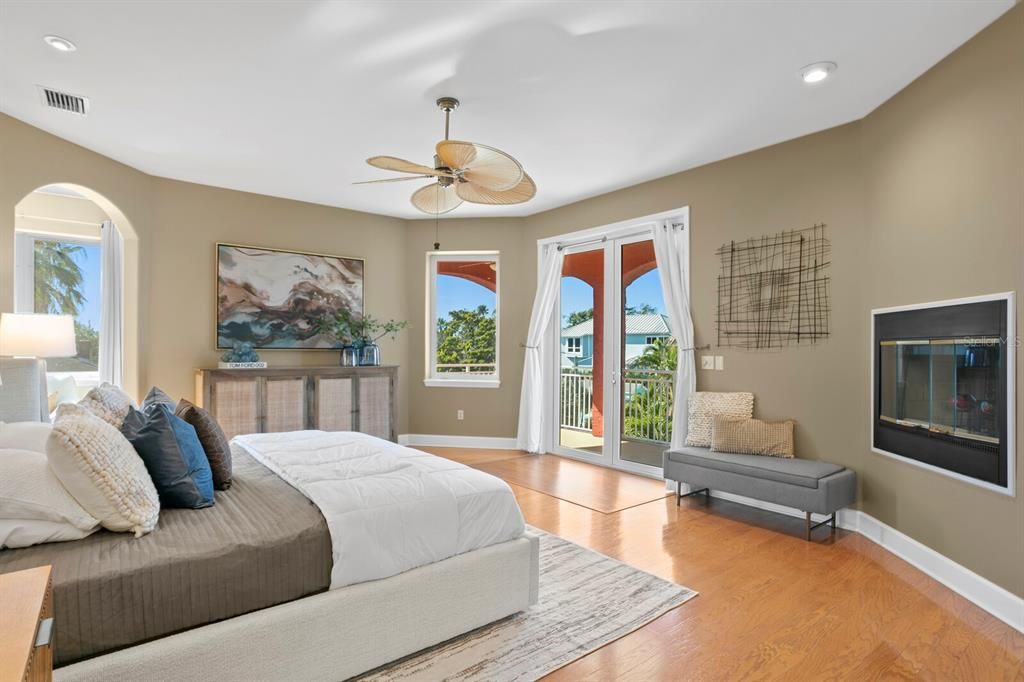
0;313;77;357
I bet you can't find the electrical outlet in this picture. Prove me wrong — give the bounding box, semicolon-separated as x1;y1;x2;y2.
456;409;464;421
701;355;715;370
715;355;724;371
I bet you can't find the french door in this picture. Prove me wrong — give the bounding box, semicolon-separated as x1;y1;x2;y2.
550;214;684;477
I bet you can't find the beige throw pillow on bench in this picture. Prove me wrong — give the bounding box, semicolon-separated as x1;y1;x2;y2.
711;415;795;458
685;391;754;448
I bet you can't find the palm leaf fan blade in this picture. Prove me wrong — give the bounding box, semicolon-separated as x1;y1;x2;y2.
410;182;463;214
436;141;523;191
456;172;536;205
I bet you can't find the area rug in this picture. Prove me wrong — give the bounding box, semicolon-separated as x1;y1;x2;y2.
356;528;697;681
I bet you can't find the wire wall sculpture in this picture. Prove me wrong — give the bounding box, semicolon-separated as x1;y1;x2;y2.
716;223;831;349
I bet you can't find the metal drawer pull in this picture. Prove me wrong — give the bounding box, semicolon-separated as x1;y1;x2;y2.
35;617;53;648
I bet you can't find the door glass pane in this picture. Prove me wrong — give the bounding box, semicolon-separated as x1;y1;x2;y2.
559;247;604;455
620;239;671;468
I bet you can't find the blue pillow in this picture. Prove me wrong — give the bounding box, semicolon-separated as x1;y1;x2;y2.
121;405;215;509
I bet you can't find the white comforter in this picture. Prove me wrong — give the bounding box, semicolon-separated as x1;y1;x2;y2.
232;431;525;589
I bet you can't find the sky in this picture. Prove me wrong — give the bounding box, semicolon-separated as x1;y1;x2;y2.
50;240;101;329
437;268;666;326
561;269;666;328
437;275;495;318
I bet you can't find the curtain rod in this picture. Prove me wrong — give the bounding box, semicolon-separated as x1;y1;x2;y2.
556;236;606;252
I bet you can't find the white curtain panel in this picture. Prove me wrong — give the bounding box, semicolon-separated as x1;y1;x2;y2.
99;220;124;387
516;244;565;453
653;219;695;450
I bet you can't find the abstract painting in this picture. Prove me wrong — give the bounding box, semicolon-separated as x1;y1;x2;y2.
216;243;363;349
715;223;830;349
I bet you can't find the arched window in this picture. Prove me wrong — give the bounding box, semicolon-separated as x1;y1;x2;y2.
13;185;124;396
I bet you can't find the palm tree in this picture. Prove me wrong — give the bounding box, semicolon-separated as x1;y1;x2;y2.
628;337;677;371
33;240;85;315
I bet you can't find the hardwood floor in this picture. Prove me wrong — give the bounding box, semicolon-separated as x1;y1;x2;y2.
424;447;1024;681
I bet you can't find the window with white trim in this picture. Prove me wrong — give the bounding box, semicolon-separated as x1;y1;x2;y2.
15;232;102;384
645;336;660;345
566;337;582;354
426;252;499;388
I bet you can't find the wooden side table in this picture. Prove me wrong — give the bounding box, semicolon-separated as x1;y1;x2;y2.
0;565;53;682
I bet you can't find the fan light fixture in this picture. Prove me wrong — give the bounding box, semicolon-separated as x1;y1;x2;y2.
43;35;77;52
354;97;536;215
801;61;836;84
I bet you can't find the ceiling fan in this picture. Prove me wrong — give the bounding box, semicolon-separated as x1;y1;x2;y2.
354;97;535;215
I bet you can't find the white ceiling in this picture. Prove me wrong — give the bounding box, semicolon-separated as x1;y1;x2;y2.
0;1;1013;219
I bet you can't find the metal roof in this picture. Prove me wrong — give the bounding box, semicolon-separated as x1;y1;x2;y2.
561;313;670;337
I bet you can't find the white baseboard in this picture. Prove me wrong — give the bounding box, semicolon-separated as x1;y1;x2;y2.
677;483;1023;633
398;433;519;450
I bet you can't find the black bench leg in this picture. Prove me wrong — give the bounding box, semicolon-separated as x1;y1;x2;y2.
676;480;681;506
805;512;838;541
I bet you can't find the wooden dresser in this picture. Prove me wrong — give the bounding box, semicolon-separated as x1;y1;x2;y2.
0;565;53;682
195;366;398;441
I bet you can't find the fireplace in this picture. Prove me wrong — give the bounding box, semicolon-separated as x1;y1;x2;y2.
872;295;1013;490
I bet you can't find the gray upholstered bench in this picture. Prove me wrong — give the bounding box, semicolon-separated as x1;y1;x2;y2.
663;446;856;541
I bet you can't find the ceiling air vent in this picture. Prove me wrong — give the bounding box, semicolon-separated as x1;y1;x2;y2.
37;86;90;116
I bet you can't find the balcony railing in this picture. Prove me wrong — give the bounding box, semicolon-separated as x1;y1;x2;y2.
560;368;675;443
437;363;497;374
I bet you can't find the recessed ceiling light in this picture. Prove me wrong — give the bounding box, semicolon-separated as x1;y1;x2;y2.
801;61;836;84
43;35;76;52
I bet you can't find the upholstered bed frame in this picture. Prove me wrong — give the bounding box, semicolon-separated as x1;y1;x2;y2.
56;532;540;681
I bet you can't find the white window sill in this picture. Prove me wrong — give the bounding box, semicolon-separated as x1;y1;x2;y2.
423;378;501;389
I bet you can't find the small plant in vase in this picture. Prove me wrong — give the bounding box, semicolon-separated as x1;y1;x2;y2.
314;310;407;366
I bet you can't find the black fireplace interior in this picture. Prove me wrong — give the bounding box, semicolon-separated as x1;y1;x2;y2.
874;299;1008;488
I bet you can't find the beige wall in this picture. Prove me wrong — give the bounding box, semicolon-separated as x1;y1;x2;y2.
860;6;1023;596
0;115;411;433
1;5;1020;595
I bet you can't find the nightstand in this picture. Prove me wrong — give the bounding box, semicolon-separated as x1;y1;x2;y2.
0;565;53;682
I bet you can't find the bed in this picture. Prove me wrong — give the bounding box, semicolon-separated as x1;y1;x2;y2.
0;430;539;681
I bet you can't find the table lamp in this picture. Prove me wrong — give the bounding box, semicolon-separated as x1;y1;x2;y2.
0;313;77;384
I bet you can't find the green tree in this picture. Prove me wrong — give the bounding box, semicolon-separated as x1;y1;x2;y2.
437;305;496;372
564;303;658;327
74;321;100;368
628;337;677;371
33;240;85;315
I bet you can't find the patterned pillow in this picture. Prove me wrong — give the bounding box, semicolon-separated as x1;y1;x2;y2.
46;403;159;537
711;415;795;458
79;382;136;429
685;391;754;448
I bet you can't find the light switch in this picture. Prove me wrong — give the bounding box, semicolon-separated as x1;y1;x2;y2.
715;356;725;371
701;355;715;370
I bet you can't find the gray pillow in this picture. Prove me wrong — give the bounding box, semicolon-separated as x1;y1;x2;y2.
142;386;177;412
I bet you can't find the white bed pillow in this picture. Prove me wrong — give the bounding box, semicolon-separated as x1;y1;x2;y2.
47;403;159;537
78;382;136;428
0;519;98;549
0;421;53;453
0;447;99;548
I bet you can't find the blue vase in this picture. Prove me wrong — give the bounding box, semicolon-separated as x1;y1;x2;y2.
359;342;381;366
339;345;359;367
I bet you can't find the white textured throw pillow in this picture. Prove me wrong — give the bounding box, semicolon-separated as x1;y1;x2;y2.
685;391;755;448
47;403;159;537
78;382;136;428
0;421;53;453
0;448;99;548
